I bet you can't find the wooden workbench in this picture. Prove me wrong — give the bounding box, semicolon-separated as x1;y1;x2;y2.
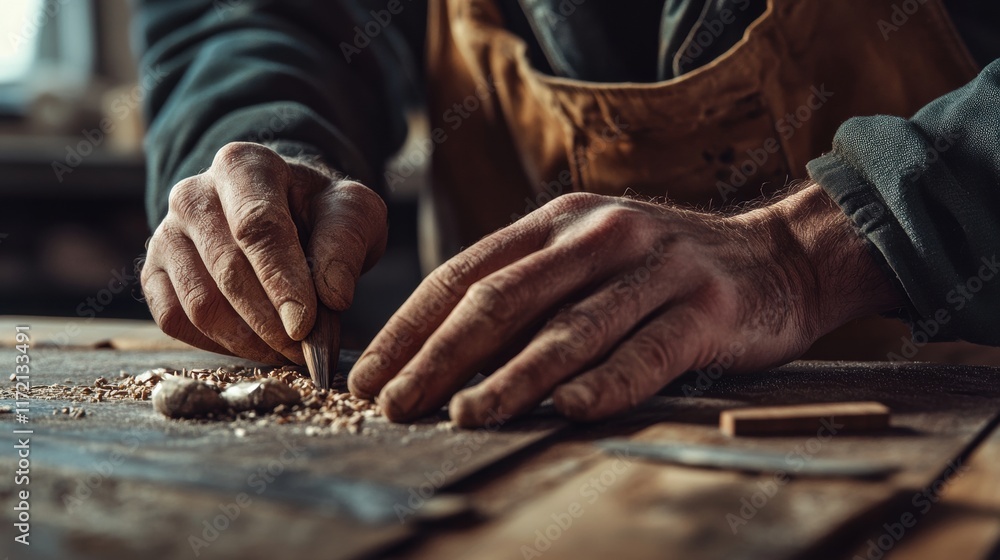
1;318;998;560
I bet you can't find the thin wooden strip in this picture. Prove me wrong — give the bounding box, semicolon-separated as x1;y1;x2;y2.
720;401;890;436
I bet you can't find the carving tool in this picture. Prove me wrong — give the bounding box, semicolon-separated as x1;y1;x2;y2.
302;305;339;390
597;440;898;479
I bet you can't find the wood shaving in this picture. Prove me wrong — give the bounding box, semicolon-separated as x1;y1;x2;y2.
1;365;382;434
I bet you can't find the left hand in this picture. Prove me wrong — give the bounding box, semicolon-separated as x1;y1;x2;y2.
349;185;903;427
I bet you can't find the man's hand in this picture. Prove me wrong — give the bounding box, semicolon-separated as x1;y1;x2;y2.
141;142;387;364
349;184;903;427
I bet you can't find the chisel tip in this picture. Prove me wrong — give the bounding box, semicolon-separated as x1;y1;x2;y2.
302;306;340;390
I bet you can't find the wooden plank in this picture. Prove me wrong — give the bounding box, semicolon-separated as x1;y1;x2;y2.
879;418;1000;560
398;362;1000;560
0;347;564;489
720;401;890;437
0;465;410;560
0;346;564;559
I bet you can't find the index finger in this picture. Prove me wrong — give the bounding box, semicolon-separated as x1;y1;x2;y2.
211;143;317;341
348;214;551;400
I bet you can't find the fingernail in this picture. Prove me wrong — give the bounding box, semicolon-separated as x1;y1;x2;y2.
554;384;594;419
279;301;307;339
380;376;423;420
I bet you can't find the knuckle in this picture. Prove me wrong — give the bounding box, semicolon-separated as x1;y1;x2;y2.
212;251;245;296
139;243;164;287
550;308;608;361
212;142;285;177
167;177;208;219
145;223;167;259
156;222;189;249
629;331;674;378
322;223;370;263
139;264;158;293
253;260;290;294
155;305;188;339
550;201;648;251
181;285;223;329
144;284;185;337
230;199;283;252
140;269;165;311
338;180;387;218
547;192;602;214
603;363;645;408
427;259;474;303
203;240;238;276
588;205;647;243
596;204;641;228
462;280;516;324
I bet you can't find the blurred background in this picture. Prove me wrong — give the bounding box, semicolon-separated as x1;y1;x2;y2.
0;0;422;347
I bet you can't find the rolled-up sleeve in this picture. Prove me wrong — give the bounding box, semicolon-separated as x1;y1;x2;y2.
808;59;1000;346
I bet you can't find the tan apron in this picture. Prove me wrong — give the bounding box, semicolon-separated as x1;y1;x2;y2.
423;0;998;364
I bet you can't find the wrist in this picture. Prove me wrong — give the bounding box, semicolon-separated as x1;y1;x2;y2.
767;182;906;330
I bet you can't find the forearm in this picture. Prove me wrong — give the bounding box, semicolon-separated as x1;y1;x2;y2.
135;0;423;229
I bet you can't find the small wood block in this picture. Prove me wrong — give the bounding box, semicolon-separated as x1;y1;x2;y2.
720;401;890;437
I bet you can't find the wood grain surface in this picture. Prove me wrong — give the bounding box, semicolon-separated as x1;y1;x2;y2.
1;320;999;560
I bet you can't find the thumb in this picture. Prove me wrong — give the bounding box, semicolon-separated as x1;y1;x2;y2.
308;180;388;311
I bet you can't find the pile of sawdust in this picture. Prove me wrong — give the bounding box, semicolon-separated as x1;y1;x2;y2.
2;366;383;435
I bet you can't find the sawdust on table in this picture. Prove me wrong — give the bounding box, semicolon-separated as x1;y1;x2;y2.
2;365;391;435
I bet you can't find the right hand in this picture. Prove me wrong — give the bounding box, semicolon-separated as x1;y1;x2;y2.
140;142;387;364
